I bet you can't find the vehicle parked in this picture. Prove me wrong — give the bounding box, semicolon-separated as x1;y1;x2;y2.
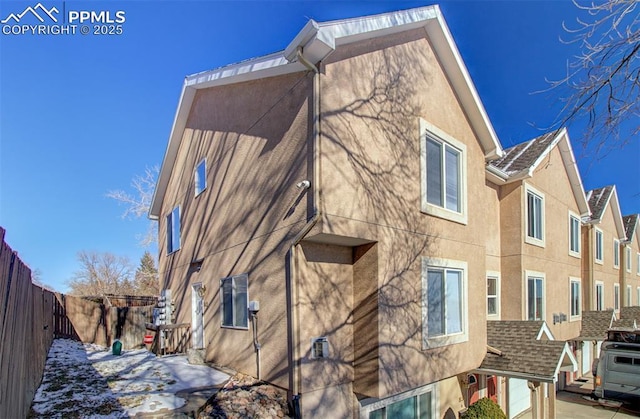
593;328;640;404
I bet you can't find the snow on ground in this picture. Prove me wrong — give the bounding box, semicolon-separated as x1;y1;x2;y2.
30;339;229;418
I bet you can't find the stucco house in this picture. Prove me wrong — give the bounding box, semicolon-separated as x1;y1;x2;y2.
621;214;640;306
149;5;506;418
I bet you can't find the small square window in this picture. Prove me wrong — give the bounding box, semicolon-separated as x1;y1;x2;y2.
195;158;207;196
311;337;329;359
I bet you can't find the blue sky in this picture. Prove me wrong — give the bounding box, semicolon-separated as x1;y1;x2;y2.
1;1;638;293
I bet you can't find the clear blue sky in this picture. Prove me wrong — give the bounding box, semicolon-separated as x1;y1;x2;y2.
1;1;638;293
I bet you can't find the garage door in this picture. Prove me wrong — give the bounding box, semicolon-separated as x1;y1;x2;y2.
508;378;530;419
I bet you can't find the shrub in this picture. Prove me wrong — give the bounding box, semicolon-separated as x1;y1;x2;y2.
461;397;506;419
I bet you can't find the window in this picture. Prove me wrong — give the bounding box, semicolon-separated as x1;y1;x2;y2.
487;275;499;316
569;213;580;256
422;258;468;348
637;253;640;275
614;284;620;311
221;274;248;329
526;273;544;320
596;282;604;311
570;278;581;319
420;119;467;225
595;229;604;264
627;285;632;307
525;185;544;246
363;385;436;419
637;287;640;306
195;158;207;196
166;206;181;254
614;239;620;268
625;247;631;272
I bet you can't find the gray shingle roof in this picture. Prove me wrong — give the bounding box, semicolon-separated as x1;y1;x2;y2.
578;310;615;341
586;186;614;221
478;321;569;381
489;131;559;175
623;214;638;242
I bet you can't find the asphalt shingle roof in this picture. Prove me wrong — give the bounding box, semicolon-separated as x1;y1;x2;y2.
578;310;614;341
623;214;638;242
489;131;559;175
479;321;568;380
586;186;614;221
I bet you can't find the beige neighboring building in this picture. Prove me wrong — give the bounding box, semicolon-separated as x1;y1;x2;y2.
622;214;640;307
474;129;586;419
149;6;505;418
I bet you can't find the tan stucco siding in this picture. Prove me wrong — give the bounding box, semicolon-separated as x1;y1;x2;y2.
157;72;314;388
591;202;623;311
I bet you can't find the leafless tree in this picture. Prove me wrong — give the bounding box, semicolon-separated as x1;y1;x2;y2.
67;251;134;296
106;165;159;247
550;0;640;153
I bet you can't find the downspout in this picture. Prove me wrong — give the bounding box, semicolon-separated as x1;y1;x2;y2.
288;47;321;416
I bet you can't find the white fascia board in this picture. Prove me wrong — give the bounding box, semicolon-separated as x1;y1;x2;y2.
556;131;591;217
425;9;503;160
471;368;554;383
485;164;508;185
554;343;579;375
149;84;196;219
527;129;563;175
609;186;627;240
537;322;556;341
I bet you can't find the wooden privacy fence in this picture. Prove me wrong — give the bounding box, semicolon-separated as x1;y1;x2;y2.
0;227;56;419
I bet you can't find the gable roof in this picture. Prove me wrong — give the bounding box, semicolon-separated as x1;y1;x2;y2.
585;185;626;240
623;214;639;244
577;310;615;341
476;320;577;382
149;5;504;219
486;128;590;217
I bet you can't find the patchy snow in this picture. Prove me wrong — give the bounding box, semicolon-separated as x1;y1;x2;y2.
30;339;229;418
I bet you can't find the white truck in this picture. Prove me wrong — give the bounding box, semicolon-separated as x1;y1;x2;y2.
593;328;640;404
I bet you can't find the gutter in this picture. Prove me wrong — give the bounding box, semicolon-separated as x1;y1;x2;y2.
287;47;321;413
471;368;554;384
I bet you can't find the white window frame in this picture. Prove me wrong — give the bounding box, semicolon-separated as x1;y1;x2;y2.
166;206;181;254
569;277;581;321
625;246;631;273
637;287;640;306
420;119;468;225
568;212;581;257
487;271;500;318
614;284;620;311
220;273;249;330
194;158;207;197
627;285;632;307
525;270;545;321
421;258;468;349
637;253;640;276
595;228;604;264
596;281;604;311
359;382;437;419
524;184;545;247
613;239;620;269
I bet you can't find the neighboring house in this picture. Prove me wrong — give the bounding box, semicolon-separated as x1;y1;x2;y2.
476;129;587;418
149;5;505;419
622;214;639;306
583;186;626;313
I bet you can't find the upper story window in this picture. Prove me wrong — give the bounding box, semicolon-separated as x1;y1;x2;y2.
195;158;207;196
525;185;545;247
569;213;581;257
614;284;620;311
595;229;604;264
422;258;468;349
221;274;248;329
637;253;640;275
596;282;604;311
420;119;467;225
569;278;581;320
487;275;499;316
627;285;632;307
613;239;620;269
625;246;631;272
166;206;181;254
526;272;544;320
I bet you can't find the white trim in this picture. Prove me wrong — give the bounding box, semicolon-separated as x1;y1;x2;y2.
595;281;605;311
524;270;545;321
568;211;581;258
637;287;640;306
421;257;469;349
613;239;620;269
625;246;631;273
220;273;249;330
420;119;468;225
359;381;437;419
614;283;620;312
626;285;632;307
637;252;640;276
569;277;581;321
595;228;604;265
524;183;545;248
487;271;500;319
